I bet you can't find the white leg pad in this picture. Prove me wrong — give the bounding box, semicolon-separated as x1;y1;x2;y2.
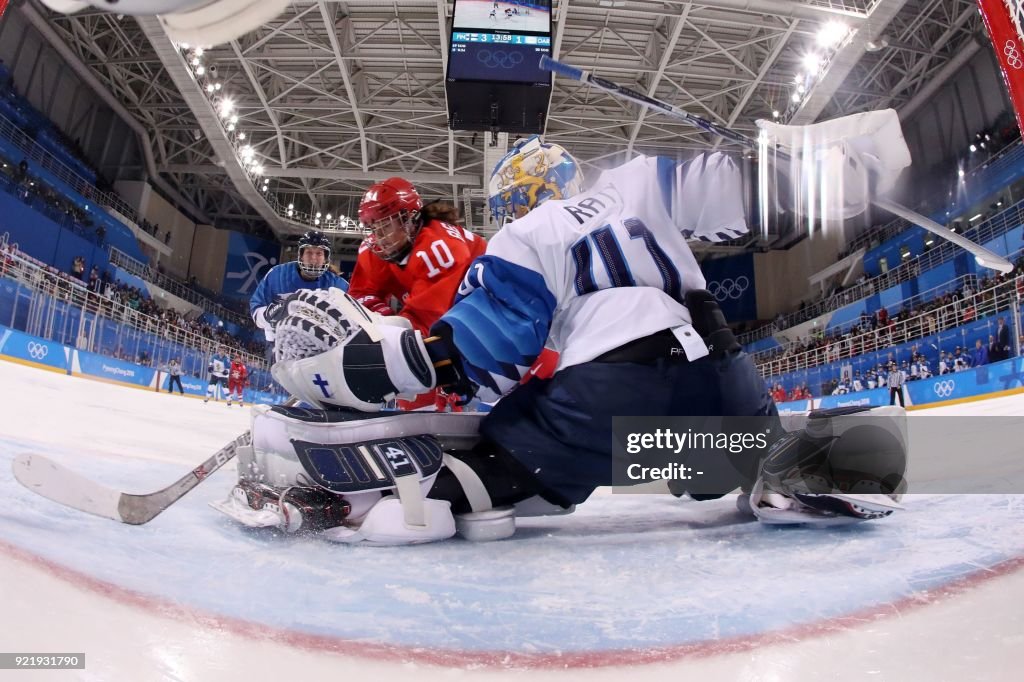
455;506;516;542
320;497;455;546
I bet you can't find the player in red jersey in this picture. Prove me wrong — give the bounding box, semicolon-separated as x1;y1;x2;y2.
226;354;249;407
349;177;487;410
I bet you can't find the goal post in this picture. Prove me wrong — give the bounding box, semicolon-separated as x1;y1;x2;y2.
978;0;1024;136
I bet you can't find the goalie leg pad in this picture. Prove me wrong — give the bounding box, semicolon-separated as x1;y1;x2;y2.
320;497;456;546
237;405;485;544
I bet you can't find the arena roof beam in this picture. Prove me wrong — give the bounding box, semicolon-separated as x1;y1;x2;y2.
230;40;288;172
135;15;287;234
626;6;689;158
877;5;978;112
436;0;457;200
790;0;912;124
318;1;369;173
713;21;798;150
19;3;211;224
162;164;479;185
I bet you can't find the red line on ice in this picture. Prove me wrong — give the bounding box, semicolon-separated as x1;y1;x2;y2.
3;538;1022;670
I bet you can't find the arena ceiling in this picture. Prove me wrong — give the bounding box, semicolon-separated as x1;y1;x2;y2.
26;0;985;255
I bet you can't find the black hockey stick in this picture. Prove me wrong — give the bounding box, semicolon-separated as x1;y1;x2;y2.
539;56;1013;274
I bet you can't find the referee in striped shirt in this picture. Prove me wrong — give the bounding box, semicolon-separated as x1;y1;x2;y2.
887;362;906;407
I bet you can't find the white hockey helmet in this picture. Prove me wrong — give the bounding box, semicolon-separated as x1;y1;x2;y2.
487;135;583;229
39;0;290;46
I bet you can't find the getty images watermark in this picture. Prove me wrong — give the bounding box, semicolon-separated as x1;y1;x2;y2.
612;413;1024;496
612;416;779;497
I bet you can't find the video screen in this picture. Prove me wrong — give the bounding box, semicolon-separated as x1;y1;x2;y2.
452;1;552;34
449;33;551;85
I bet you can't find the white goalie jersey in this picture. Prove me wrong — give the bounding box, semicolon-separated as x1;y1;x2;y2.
439;152;748;399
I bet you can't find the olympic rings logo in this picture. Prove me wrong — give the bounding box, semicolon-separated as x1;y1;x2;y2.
27;342;49;360
933;379;955;398
707;276;750;301
477;49;524;69
1005;41;1023;70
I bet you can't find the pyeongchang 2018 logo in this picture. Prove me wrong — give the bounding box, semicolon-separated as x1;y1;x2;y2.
26;342;49;360
225;252;278;295
933;379;956;398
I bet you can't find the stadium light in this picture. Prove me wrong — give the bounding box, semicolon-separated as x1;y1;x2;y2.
816;21;848;48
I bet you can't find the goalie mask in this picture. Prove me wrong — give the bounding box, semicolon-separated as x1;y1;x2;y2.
296;230;332;280
39;0;290;47
358;177;424;263
488;136;583;229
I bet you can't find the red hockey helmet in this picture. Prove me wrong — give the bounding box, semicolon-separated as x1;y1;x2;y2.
358;177;424;262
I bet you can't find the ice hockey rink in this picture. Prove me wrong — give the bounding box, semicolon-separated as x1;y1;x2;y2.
1;359;1022;681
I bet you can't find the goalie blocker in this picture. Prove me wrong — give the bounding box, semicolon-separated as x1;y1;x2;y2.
212;403;907;544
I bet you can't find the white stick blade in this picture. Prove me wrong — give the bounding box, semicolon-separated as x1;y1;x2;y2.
12;453;124;522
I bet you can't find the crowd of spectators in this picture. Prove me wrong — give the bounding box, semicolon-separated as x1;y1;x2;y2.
757;257;1024;374
1;240;266;361
0;60;107;188
0;152;105;245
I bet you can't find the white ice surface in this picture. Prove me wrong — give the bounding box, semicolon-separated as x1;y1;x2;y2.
0;359;1022;680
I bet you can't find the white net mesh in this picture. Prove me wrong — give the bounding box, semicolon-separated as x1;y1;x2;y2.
1007;0;1024;40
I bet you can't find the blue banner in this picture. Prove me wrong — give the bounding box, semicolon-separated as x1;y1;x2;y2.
816;388;891;410
745;336;781;354
906;357;1024;406
222;232;281;300
702;252;756;321
0;325;70;371
73;349;156;387
159;372;208;397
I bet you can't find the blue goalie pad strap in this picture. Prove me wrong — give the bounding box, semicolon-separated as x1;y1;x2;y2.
291;434;444;494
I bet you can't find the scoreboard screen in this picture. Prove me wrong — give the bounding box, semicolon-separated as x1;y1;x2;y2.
446;1;553;133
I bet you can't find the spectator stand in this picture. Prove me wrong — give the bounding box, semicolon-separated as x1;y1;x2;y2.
740;193;1024;348
759;264;1024;398
0;234;280;398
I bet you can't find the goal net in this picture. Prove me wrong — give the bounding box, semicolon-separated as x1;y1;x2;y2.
978;0;1024;136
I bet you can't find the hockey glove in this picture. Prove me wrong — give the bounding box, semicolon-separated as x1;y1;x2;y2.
271;289;436;411
260;289;328;329
355;294;395;316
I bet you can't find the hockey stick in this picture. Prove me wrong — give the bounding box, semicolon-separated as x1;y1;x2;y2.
539;56;1013;274
13;432;251;525
12;395;298;525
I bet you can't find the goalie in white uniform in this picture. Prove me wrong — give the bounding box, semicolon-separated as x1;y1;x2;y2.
215;120;910;545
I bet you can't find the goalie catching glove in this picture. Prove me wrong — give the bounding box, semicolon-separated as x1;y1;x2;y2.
271;288;438;411
745;405;908;527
